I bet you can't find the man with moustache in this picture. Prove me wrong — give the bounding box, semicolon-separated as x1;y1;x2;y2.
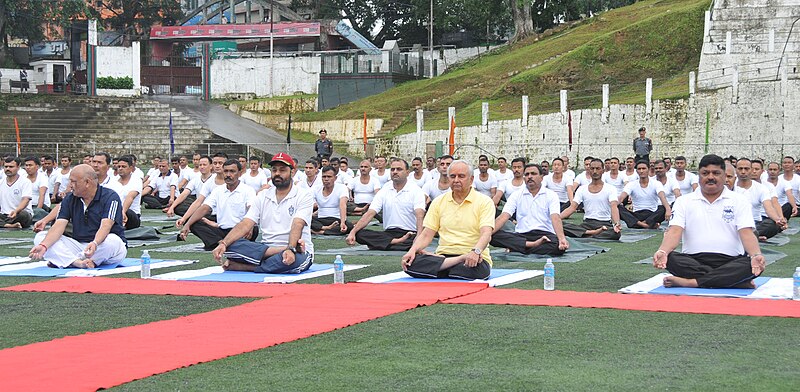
764;161;797;220
562;159;622;240
310;165;352;235
402;160;495;280
212;153;314;274
653;154;765;289
617;160;672;229
348;158;425;251
0;157;33;228
491;163;569;255
180;159;257;251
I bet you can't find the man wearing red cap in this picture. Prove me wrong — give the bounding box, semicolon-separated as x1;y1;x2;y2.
212;152;315;274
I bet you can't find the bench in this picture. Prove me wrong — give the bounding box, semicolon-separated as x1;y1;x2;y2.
9;80;29;92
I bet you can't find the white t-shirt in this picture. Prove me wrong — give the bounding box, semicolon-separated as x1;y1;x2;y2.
241;170;269;194
573;183;618;221
543;174;571;203
601;172;626;195
149;172;178;198
28;172;51;208
655;176;680;204
494;169;514;186
297;174;322;193
370;169;391;188
734;181;772;222
204;182;256;229
117;176;143;215
672;171;699;197
623;171;639;184
502;186;560;233
573;172;592;188
55;169;72;194
335;170;352;186
782;173;800;202
245;185;314;254
45;170;58;196
177;167;196;188
623;179;665;212
314;183;349;219
369;181;426;231
0;176;33;214
670;188;754;256
349;176;381;204
472;172;498;198
422;180;450;202
132;167;145;180
145;167;159;181
410;171;428;188
766;177;792;206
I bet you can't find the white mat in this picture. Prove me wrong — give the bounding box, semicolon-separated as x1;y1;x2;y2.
0;256;32;266
618;273;793;299
358;269;544;287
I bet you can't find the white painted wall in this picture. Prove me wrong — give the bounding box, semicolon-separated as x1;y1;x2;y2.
96;42;141;91
210;56;320;98
408;45;504;75
372;78;800;167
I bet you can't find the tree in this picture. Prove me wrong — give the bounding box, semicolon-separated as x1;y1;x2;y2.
89;0;184;42
0;0;87;64
509;0;534;43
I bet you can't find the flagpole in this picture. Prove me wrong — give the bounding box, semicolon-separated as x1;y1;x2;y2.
169;112;174;162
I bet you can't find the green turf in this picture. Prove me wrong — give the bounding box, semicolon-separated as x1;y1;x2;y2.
112;305;799;391
0;209;798;389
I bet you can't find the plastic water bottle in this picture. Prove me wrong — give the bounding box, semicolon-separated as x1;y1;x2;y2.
140;250;151;279
543;258;555;291
333;255;345;284
793;267;800;301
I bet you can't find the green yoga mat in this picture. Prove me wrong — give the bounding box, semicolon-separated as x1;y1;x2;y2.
490;238;609;263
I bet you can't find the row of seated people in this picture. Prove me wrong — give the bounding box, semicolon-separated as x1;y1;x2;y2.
17;151;771;291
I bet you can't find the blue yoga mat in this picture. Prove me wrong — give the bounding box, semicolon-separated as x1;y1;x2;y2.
173;263;333;282
0;258;174;277
374;268;527;284
649;276;771;297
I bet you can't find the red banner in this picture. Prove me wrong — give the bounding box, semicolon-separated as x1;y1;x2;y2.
150;22;321;40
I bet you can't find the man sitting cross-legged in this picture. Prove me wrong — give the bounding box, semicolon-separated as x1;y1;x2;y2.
0;157;33;228
733;158;786;241
29;164;127;268
491;163;570;255
653;154;766;289
401;160;495;280
561;158;622;240
311;165;353;235
617;160;672;229
211;153;314;274
180;159;257;250
347;158;425;251
347;159;381;216
141;159;177;209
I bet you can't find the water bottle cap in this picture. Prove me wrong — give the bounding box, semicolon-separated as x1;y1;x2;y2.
336;255;342;259
796;267;800;272
142;250;149;255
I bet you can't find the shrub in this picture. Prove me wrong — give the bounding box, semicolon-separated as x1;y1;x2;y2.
96;76;133;89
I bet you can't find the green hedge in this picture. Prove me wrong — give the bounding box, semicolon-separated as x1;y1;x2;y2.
96;76;134;89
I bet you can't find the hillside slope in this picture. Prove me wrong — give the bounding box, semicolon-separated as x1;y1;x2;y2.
298;0;709;134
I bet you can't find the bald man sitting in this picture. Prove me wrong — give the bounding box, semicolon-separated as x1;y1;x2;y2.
29;164;127;268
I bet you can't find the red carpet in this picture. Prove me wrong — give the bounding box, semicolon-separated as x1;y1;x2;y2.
0;282;485;392
0;277;315;298
444;288;800;318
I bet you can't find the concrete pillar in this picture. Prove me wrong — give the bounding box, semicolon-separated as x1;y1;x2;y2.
601;84;609;124
521;95;529;126
726;31;732;55
560;90;568;119
245;1;252;23
229;0;235;23
645;78;653;114
689;71;696;95
131;41;141;92
704;11;711;41
732;66;738;104
769;29;775;52
781;55;789;97
482;102;489;129
448;107;455;126
416;109;424;152
602;84;609;109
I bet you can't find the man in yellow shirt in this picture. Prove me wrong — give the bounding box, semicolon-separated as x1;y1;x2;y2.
401;160;495;280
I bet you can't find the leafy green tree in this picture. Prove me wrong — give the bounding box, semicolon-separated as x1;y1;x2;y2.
0;0;87;63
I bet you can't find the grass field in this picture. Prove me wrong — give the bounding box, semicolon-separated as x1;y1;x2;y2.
0;208;798;390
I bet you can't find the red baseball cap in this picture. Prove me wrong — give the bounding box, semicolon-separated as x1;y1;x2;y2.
269;152;295;168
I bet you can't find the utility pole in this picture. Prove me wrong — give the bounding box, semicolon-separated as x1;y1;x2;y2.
429;0;434;78
270;0;274;97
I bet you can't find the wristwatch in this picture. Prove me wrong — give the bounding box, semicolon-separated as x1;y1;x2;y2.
472;248;482;255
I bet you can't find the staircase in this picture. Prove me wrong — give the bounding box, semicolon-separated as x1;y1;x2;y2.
0;97;244;160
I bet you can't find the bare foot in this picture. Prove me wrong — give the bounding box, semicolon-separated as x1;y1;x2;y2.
321;221;339;231
758;236;768;242
390;231;415;245
653;223;661;229
635;221;649;228
525;236;551;249
3;222;22;229
222;260;256;272
663;275;698;288
585;226;608;236
70;258;96;269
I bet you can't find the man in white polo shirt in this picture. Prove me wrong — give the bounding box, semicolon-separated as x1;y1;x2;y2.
472;157;498;199
0;157;33;228
347;158;425;251
764;161;797;221
181;159;257;250
212;152;314;274
671;156;698;197
561;158;622;240
617;160;672;229
491;163;569;255
23;156;50;222
734;158;786;241
347;159;380;215
311;165;352;235
141;159;177;209
114;155;143;230
653;154;766;289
